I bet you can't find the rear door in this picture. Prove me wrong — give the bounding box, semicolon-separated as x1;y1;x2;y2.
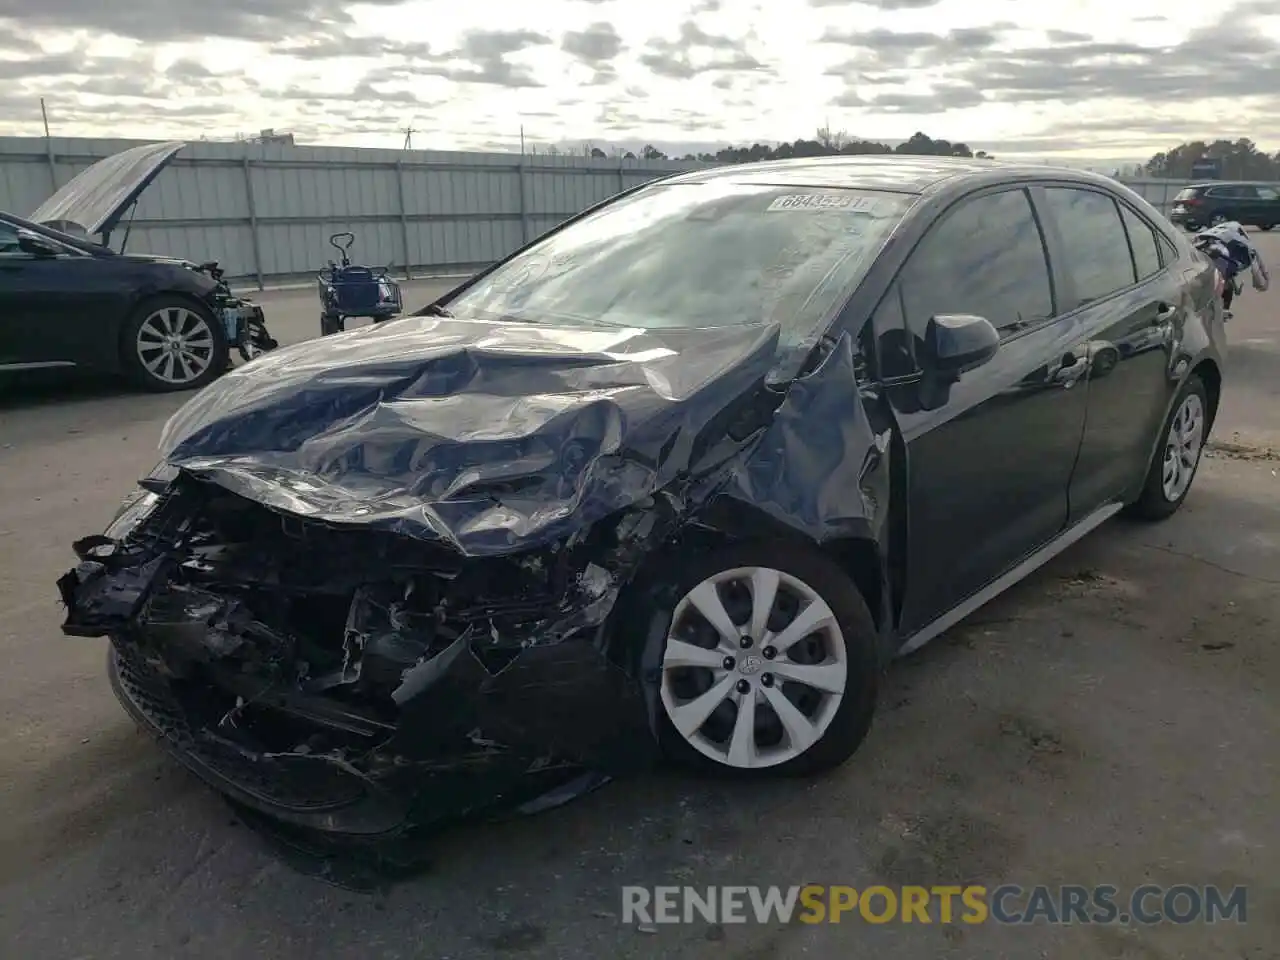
1252;184;1280;227
1033;186;1182;517
873;185;1094;634
1205;184;1245;223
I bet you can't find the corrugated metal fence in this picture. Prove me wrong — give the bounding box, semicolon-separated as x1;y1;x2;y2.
0;137;700;287
0;136;1236;288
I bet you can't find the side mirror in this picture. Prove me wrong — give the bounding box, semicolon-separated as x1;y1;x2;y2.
923;313;1000;378
17;231;59;258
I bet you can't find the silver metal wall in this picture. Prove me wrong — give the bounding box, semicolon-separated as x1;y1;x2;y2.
0;136;1226;288
0;136;702;287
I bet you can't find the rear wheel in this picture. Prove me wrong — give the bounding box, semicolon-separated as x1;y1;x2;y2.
1126;375;1209;521
121;297;227;392
1259;224;1275;232
656;542;880;778
321;313;343;336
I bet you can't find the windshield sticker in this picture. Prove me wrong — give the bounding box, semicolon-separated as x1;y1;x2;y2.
766;194;886;214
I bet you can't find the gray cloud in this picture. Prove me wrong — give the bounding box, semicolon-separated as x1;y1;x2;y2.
823;6;1280;113
866;85;987;113
562;23;623;64
273;34;436;60
277;27;550;87
562;22;623;86
639;21;767;79
821;25;1011;71
1046;29;1092;43
0;0;405;44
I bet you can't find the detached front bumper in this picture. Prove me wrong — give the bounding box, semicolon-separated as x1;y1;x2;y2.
57;486;662;840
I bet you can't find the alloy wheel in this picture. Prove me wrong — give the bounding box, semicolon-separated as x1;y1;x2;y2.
659;566;848;770
1161;392;1205;502
136;306;216;385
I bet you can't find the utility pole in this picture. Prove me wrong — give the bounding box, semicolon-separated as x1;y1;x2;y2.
39;97;58;190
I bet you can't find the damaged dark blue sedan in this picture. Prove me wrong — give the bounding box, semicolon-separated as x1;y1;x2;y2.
57;156;1225;848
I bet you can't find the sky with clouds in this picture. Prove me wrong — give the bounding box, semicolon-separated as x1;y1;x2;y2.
0;0;1278;160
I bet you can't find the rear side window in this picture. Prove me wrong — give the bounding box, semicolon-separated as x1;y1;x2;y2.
1041;188;1137;306
1174;188;1199;201
1257;186;1280;200
900;188;1054;338
1119;205;1162;280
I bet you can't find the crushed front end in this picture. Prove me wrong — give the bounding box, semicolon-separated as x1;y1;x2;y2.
57;472;669;842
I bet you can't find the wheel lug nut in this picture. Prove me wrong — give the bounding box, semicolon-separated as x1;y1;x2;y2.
761;673;774;687
722;656;736;670
739;636;752;649
736;679;750;694
762;646;776;660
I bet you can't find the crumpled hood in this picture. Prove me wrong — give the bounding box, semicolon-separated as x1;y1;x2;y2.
158;316;782;556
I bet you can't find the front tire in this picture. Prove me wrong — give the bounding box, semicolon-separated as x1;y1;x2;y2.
655;542;880;779
1126;374;1209;521
121;296;228;393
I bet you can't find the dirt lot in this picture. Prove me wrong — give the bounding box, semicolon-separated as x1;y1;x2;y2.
1;255;1277;960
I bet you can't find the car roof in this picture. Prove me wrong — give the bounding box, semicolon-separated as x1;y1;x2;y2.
1188;181;1267;189
659;154;1125;195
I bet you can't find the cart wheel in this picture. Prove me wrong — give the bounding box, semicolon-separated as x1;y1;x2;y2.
321;313;342;336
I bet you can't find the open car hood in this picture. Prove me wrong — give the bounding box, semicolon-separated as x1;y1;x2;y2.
28;141;185;238
156;315;784;557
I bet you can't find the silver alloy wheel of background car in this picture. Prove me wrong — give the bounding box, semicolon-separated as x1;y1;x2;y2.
135;306;216;386
1162;392;1205;502
660;566;848;770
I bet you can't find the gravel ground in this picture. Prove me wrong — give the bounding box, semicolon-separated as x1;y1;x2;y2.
1;254;1277;960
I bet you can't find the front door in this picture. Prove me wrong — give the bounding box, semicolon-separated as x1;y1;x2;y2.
872;186;1093;635
0;229;135;371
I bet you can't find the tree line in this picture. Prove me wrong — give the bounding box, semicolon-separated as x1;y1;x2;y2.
1143;139;1280;180
541;131;1280;182
541;129;992;162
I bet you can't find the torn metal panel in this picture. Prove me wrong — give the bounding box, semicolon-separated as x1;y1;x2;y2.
717;334;891;545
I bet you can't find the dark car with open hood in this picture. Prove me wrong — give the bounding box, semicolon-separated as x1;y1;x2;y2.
1;141;275;392
57;156;1225;862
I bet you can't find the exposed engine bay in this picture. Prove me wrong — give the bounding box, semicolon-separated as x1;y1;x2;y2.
58;472;678;842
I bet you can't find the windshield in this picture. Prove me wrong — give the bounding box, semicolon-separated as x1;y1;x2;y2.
445;181;913;348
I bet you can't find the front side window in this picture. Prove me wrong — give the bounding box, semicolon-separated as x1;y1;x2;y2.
0;221;22;257
445;182;913;349
1041;188;1136;306
900;188;1054;339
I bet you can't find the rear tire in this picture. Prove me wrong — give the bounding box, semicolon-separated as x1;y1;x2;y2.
1126;374;1209;521
321;313;343;336
654;541;880;779
1260;224;1275;232
120;296;228;393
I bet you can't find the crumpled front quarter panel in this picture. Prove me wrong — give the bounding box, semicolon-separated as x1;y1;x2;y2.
720;334;890;546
